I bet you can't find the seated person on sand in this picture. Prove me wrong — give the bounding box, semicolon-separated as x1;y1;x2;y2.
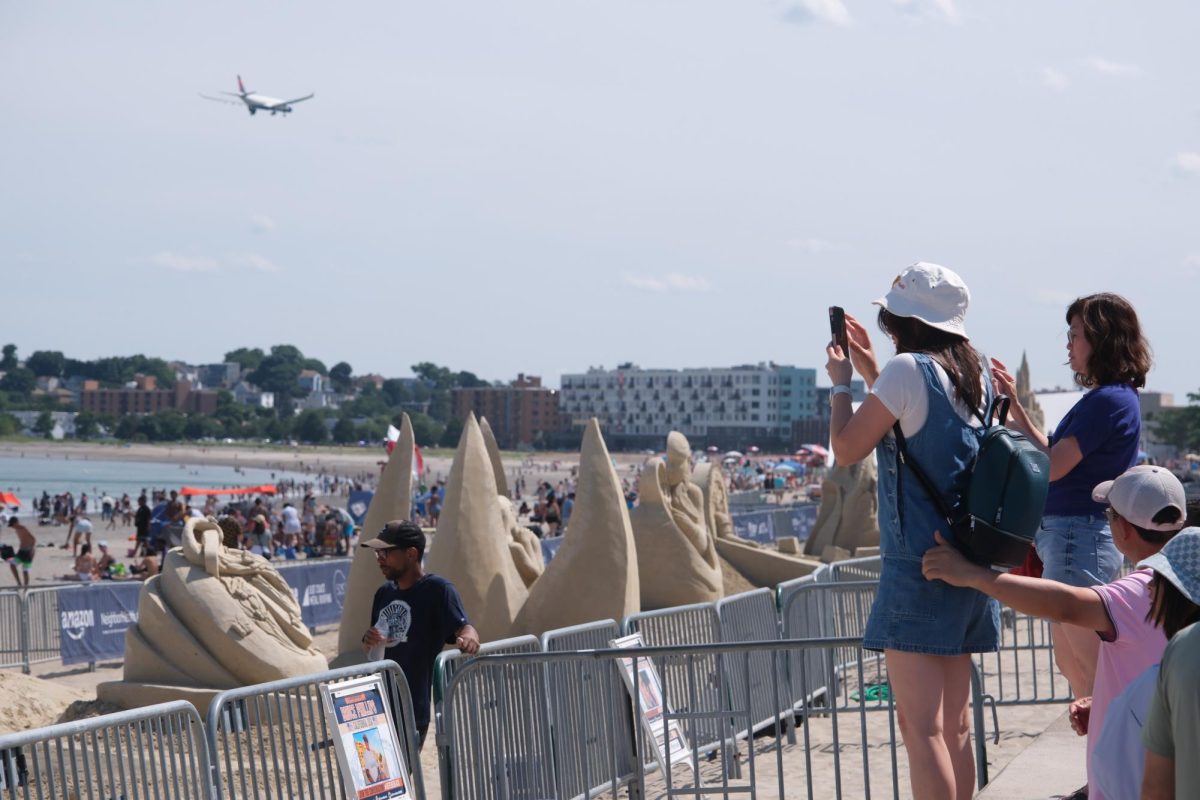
94;540;117;575
129;551;159;580
66;544;98;581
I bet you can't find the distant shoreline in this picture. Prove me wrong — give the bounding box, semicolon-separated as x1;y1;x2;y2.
0;440;389;474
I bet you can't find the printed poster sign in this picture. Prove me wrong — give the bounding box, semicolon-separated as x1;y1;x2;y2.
609;633;692;777
57;583;141;666
320;675;413;800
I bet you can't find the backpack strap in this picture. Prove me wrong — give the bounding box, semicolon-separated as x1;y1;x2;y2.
891;421;957;527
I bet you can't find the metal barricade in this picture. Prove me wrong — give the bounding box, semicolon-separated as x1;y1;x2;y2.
622;603;730;759
541;620;637;800
433;635;547;800
714;589;792;740
21;587;65;672
0;699;213;799
0;592;23;671
819;555;883;583
205;660;424;800
973;609;1071;707
781;581;883;710
442;639;911;800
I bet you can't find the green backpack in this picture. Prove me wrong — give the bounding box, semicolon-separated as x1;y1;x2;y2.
895;390;1051;569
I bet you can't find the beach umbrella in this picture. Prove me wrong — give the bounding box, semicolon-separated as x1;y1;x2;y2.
706;446;719;453
800;443;829;457
0;492;20;507
772;463;797;473
748;446;760;453
723;451;743;459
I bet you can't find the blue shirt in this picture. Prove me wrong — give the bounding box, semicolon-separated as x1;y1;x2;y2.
1044;384;1141;517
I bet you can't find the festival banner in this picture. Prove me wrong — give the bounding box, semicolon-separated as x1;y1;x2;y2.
347;491;374;527
320;675;412;799
278;559;349;628
57;583;141;666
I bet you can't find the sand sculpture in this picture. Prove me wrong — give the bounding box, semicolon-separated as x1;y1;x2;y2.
807;459;879;558
691;461;736;540
513;418;640;635
629;432;723;609
478;416;510;497
426;414;529;642
332;414;416;666
99;516;327;712
501;496;544;587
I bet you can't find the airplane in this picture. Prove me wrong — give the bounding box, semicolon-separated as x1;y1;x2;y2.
200;75;314;116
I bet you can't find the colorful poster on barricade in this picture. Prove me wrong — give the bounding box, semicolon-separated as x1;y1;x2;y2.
57;583;141;666
320;675;413;800
609;633;693;777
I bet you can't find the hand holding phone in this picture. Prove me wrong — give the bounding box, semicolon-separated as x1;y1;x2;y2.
828;306;849;356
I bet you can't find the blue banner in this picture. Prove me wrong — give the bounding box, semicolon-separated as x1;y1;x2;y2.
731;505;818;545
278;559;350;629
58;583;142;666
540;536;565;564
346;491;374;527
732;510;776;544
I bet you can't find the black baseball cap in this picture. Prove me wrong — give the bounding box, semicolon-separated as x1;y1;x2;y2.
360;519;425;551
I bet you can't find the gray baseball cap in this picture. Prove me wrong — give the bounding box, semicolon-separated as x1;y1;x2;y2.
1092;465;1186;532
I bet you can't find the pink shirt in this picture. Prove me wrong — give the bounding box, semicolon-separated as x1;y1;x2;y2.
1087;569;1167;800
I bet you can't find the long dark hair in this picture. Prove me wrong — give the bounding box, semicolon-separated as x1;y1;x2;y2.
878;309;984;412
1147;573;1200;639
1066;293;1151;389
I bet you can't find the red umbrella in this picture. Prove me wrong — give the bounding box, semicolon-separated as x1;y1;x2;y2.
0;492;20;506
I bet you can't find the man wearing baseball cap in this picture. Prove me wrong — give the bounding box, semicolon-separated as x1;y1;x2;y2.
923;465;1186;800
1139;527;1200;799
359;519;479;751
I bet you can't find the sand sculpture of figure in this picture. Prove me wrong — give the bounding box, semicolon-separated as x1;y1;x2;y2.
479;417;510;497
100;515;328;710
479;415;544;586
807;458;879;558
513;418;640;634
333;413;416;666
426;414;528;642
691;461;736;541
629;432;723;609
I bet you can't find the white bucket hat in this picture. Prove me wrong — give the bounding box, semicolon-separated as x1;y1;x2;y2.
1139;529;1200;606
872;262;970;338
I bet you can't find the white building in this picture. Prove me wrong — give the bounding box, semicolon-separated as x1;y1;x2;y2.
559;362;818;450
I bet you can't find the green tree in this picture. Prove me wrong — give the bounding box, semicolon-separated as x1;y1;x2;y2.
0;345;16;371
406;412;444;447
439;416;464;447
114;415;140;440
303;358;328;375
294;410;329;443
249;345;308;413
0;366;35;397
74;411;99;440
26;350;65;378
329;362;354;394
33;410;54;438
331;416;357;444
1150;393;1200;453
184;413;221;440
224;347;265;372
0;413;19;436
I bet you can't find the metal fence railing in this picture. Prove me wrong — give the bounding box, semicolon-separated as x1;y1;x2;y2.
0;593;23;672
714;589;793;741
0;699;214;799
205;660;423;800
541;620;637;800
441;638;910;800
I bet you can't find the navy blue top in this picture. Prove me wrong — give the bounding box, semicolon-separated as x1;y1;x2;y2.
370;574;470;726
1044;384;1141;517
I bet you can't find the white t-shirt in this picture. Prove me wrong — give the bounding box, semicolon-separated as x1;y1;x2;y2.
281;506;301;533
872;353;985;439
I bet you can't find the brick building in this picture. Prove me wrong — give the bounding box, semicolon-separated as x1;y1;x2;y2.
78;375;219;416
451;374;565;449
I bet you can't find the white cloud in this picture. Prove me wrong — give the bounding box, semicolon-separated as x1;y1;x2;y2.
622;272;711;293
781;0;852;27
145;251;282;273
787;237;837;253
149;251;220;272
1041;67;1071;92
1174;152;1200;175
250;214;276;233
891;0;960;24
1082;58;1143;78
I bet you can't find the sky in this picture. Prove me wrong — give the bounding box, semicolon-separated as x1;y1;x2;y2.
3;2;1198;400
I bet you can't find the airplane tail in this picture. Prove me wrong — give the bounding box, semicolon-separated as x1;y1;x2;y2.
237;75;247;95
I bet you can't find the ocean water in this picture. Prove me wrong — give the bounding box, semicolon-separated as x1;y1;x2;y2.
0;454;309;507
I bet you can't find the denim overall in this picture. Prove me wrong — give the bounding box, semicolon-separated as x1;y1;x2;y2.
862;353;1001;655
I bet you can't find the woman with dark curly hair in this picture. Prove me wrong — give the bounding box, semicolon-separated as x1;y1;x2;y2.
992;293;1150;704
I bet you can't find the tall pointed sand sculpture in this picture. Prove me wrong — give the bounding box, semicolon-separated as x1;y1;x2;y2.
98;516;327;713
332;413;415;666
691;461;736;540
426;414;529;642
479;416;510;497
513;418;640;635
629;432;723;609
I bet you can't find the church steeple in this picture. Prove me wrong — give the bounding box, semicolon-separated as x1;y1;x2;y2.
1014;351;1045;433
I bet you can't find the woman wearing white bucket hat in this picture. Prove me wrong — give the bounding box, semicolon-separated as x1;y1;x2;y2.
826;262;999;800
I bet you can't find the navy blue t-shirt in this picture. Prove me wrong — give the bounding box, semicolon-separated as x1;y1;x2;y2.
369;574;470;726
1044;384;1141;517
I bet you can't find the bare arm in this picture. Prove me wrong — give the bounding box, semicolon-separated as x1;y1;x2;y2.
922;532;1113;635
830;394;898;466
1141;750;1175;800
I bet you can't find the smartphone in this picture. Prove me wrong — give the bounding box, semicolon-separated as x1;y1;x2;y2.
828;306;849;355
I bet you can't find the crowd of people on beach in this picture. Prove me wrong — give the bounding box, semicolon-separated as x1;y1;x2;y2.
826;263;1199;800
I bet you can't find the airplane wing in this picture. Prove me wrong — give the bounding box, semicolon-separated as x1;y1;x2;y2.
199;93;242;106
268;93;314;109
